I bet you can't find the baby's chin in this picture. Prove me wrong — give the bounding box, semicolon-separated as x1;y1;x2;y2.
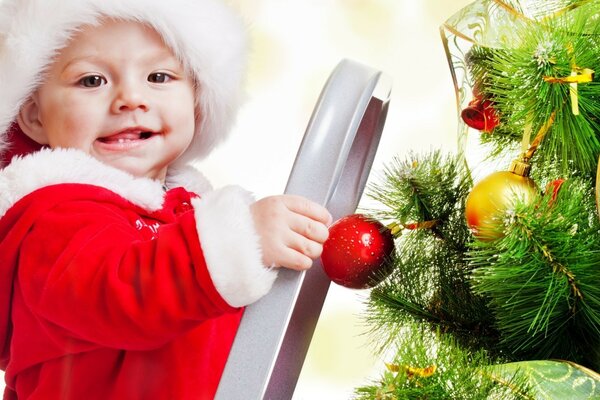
94;154;168;181
85;143;173;181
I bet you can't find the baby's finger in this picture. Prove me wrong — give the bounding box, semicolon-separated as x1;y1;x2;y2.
277;247;313;271
289;214;329;243
286;231;324;260
283;195;332;225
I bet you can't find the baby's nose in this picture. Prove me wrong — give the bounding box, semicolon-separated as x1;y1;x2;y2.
111;82;149;113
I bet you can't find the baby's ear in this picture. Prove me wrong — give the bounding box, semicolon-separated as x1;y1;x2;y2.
17;95;48;145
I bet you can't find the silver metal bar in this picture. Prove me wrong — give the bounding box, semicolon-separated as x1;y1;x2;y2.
215;59;392;400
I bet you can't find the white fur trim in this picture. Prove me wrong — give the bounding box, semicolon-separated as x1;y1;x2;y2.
192;186;278;307
0;148;215;216
165;164;213;195
0;148;164;215
0;0;247;162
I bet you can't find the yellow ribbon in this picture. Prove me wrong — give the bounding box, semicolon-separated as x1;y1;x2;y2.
543;68;594;85
387;220;439;236
543;43;594;116
385;363;437;379
521;115;533;155
524;110;557;161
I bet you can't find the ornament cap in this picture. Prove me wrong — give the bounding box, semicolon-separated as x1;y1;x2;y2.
509;159;531;177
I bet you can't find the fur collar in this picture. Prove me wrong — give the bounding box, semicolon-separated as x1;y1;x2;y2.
0;148;212;216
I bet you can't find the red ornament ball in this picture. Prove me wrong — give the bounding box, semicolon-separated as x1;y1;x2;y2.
321;214;395;289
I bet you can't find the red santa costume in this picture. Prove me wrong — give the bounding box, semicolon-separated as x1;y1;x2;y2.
0;1;278;399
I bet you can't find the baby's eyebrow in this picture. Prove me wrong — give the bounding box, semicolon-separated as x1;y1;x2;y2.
65;55;93;64
58;51;184;79
58;55;102;77
61;54;102;68
143;50;183;69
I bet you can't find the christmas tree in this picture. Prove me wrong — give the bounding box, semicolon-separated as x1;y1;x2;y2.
352;1;600;398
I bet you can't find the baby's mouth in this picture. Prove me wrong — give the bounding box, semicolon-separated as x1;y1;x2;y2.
97;129;156;144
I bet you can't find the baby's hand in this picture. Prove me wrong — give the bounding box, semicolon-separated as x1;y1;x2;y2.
250;195;332;270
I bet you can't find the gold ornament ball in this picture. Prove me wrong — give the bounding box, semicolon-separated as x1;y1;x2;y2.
465;170;538;239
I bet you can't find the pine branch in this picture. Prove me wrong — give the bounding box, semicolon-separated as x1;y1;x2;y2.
366;233;497;354
466;9;600;177
469;178;600;369
354;323;533;400
363;152;496;353
367;150;472;252
357;6;600;399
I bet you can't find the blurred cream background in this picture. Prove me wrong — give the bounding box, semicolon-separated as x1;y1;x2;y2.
0;0;473;398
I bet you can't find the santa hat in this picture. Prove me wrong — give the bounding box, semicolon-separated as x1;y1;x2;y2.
0;0;247;166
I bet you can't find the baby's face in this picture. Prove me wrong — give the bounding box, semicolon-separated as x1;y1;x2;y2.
21;19;196;181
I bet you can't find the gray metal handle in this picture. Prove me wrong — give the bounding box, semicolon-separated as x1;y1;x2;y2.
215;59;392;400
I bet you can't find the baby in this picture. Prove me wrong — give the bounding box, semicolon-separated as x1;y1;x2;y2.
0;0;331;399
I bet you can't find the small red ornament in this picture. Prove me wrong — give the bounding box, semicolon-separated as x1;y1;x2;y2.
545;178;566;203
321;214;395;289
461;97;499;132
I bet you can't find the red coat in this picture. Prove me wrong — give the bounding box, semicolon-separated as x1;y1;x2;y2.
0;149;277;399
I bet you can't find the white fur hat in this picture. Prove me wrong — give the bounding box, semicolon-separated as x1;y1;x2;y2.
0;0;247;163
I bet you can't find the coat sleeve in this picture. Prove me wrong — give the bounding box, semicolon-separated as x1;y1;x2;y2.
16;185;277;350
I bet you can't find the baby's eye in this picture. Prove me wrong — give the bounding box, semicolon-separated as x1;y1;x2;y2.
78;75;106;88
148;72;171;83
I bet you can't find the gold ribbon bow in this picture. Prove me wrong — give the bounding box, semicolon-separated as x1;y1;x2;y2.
544;66;594;115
